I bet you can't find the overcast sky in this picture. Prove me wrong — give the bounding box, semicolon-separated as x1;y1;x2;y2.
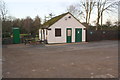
4;0;79;18
4;0;118;24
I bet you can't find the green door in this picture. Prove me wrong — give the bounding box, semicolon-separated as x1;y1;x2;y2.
13;28;20;44
75;28;82;42
66;28;72;43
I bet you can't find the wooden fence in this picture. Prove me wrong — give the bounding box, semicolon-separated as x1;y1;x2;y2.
86;30;119;42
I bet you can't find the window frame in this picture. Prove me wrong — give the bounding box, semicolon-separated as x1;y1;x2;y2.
55;28;61;37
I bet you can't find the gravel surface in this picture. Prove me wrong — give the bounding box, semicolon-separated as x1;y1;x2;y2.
2;40;118;78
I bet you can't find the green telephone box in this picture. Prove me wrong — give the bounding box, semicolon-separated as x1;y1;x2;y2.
13;28;20;44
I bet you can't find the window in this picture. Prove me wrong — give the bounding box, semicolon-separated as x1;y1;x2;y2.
67;30;72;36
68;16;71;18
55;28;61;37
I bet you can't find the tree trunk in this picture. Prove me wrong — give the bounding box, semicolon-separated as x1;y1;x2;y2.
88;11;92;25
96;2;100;30
96;12;100;30
86;12;88;24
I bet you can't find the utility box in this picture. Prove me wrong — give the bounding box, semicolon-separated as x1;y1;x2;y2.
13;28;20;44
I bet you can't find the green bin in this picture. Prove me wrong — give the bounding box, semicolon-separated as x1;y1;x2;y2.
13;28;20;44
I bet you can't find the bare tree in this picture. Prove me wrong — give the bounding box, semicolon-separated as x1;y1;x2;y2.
0;0;8;21
67;0;96;24
106;20;112;27
48;13;55;19
67;5;84;21
96;0;118;27
44;13;55;23
79;0;96;24
118;1;120;26
67;5;78;15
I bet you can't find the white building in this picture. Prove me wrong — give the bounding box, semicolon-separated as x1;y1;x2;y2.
39;12;86;44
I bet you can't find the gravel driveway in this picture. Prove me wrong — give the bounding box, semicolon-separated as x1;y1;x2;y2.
2;40;118;78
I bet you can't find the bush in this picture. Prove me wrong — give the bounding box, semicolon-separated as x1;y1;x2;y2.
20;34;30;38
2;32;11;38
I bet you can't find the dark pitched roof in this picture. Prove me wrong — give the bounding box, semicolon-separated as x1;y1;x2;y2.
42;12;69;28
41;12;86;29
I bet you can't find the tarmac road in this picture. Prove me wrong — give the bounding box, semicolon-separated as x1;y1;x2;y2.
2;40;118;78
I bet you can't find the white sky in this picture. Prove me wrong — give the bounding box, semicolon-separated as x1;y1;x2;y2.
3;0;118;24
4;0;79;3
4;0;79;18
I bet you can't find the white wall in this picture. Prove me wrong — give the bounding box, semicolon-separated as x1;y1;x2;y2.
39;29;47;40
46;13;86;43
39;29;42;40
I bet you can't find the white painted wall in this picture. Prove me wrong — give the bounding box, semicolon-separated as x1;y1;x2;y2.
46;13;86;43
39;29;47;41
39;29;42;40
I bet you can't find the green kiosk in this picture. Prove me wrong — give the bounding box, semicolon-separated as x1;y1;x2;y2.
13;28;20;44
